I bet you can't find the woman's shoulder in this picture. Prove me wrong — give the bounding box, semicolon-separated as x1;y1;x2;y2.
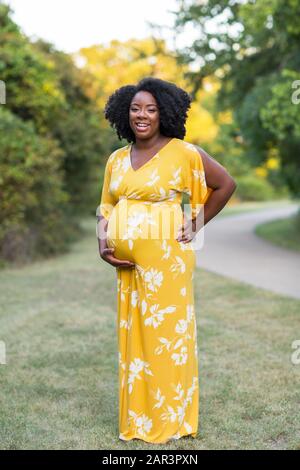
173;138;202;166
174;138;199;153
106;144;129;164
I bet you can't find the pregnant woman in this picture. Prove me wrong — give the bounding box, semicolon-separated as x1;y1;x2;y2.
97;77;236;444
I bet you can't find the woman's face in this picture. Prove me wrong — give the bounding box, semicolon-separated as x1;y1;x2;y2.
129;91;160;140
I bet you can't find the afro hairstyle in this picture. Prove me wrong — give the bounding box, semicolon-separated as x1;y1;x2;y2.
104;77;192;143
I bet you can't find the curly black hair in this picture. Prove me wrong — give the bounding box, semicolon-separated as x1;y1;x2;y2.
104;77;192;143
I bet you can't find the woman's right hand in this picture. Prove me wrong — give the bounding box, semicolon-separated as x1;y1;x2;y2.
100;246;135;269
97;214;135;269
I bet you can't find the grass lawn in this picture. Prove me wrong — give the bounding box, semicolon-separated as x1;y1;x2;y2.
255;213;300;252
0;217;300;450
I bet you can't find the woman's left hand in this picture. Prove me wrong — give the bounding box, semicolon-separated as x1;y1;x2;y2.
176;218;197;243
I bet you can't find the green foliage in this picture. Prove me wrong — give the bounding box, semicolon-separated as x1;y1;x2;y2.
260;69;300;198
32;40;105;213
295;207;300;231
0;4;106;264
0;5;105;215
205;121;253;177
0;107;78;264
235;174;275;201
0;4;65;132
172;0;300;197
260;70;300;141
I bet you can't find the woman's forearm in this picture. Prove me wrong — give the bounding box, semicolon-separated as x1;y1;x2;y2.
96;214;109;254
193;181;237;232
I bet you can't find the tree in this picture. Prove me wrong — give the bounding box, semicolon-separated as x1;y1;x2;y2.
168;0;300;197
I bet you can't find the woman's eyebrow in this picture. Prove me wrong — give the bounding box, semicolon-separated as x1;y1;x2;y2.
130;102;157;107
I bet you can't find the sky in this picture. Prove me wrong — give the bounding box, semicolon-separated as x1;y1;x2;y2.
5;0;196;54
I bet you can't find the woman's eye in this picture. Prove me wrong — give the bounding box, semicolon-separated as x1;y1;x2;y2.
131;108;156;112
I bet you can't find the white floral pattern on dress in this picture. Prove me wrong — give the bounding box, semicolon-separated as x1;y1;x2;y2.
151;376;198;433
127;410;153;437
154;304;196;366
143;267;164;293
144;304;177;328
128;358;154;394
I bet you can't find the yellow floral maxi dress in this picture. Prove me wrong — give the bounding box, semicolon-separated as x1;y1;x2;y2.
99;138;212;444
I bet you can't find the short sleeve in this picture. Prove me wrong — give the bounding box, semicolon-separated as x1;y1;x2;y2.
98;156;117;221
188;145;213;219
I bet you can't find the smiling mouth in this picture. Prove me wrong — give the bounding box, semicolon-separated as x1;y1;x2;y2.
135;123;150;129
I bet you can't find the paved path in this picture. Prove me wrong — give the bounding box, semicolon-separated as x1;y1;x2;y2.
195;204;300;299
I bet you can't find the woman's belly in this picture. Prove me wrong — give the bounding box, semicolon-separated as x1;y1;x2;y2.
106;198;193;266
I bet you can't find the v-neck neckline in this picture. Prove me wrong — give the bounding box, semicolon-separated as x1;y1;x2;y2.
128;137;175;172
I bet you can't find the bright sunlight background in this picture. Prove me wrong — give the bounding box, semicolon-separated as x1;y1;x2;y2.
6;0;196;53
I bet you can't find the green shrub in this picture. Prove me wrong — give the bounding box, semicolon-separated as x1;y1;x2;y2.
235;174;275;201
294;207;300;232
0;108;79;265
